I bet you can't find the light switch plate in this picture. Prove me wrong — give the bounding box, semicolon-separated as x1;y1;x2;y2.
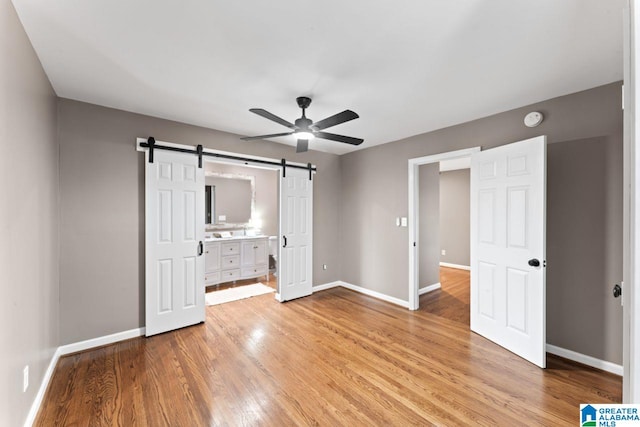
401;217;408;227
395;217;400;227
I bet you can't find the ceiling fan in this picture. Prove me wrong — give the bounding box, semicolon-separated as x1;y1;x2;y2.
241;97;364;153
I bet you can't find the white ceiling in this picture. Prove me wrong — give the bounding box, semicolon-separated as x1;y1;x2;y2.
12;0;624;155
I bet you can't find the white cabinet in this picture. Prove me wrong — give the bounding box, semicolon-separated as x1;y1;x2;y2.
241;239;268;279
204;242;221;286
205;242;221;271
204;237;268;286
241;239;268;267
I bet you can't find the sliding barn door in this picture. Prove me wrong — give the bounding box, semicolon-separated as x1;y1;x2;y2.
470;136;547;367
145;150;205;336
279;168;313;301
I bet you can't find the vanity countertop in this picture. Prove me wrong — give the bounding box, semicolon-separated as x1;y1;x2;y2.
204;235;268;242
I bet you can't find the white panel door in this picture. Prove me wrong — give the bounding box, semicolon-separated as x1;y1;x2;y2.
470;136;546;367
146;150;205;336
279;168;313;301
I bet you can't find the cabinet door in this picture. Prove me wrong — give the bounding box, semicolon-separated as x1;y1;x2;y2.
254;239;268;265
205;242;221;273
241;240;256;267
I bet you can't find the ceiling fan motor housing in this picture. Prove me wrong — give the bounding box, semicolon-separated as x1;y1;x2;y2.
295;117;313;130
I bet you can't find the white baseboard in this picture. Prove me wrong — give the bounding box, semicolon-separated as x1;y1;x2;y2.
546;344;623;376
419;282;441;295
58;327;146;356
439;262;471;271
339;281;409;308
24;347;62;427
312;281;341;292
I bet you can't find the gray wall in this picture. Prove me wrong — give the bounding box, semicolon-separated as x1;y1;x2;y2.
0;1;59;425
205;162;278;236
58;99;342;344
547;135;623;364
419;163;440;288
339;82;623;363
439;169;470;266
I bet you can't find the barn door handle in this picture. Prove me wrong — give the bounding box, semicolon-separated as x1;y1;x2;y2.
283;236;288;248
198;241;203;256
528;258;540;267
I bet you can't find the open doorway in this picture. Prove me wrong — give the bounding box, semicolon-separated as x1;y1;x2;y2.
420;159;471;325
203;160;279;306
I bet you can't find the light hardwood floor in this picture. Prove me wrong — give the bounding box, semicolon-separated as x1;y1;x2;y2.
35;268;621;426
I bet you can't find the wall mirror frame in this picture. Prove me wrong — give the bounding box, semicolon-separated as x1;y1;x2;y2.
205;171;256;228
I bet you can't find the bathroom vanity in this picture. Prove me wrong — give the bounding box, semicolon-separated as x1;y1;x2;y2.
204;235;269;287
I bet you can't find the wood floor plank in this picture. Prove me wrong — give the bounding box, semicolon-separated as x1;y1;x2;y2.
35;270;621;426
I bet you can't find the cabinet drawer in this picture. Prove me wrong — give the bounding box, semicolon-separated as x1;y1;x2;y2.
221;255;240;268
220;268;240;282
221;242;240;255
241;265;268;279
204;271;220;285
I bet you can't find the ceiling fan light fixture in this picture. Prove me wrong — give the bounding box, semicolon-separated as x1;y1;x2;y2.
294;131;314;140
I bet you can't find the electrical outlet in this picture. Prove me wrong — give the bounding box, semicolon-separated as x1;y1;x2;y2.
23;366;29;392
323;264;327;270
441;249;446;256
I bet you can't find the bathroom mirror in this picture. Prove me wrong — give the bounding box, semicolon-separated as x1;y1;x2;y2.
205;172;255;225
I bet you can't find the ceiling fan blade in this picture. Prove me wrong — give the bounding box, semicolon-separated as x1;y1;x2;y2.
249;108;296;129
296;139;309;153
314;131;363;146
312;110;359;130
241;131;294;141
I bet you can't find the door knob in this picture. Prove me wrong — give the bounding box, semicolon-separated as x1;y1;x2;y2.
613;284;622;298
528;258;540;267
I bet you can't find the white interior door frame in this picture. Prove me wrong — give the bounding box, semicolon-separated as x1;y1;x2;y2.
408;147;480;310
625;0;639;403
137;138;316;303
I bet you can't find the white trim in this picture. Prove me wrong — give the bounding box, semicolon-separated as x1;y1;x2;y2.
274;293;282;302
58;328;145;356
546;344;623;376
626;0;639;403
340;281;410;308
419;282;441;295
24;348;61;427
439;262;471;271
312;281;341;292
408;147;481;310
